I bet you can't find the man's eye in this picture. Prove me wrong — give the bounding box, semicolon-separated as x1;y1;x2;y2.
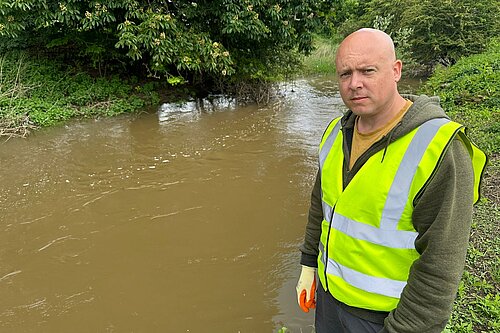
339;72;351;78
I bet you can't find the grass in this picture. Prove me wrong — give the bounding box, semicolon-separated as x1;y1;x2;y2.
446;194;500;332
301;36;338;75
419;39;500;156
0;51;160;138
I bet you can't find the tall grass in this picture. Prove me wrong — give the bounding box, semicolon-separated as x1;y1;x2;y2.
419;38;500;156
0;53;36;138
301;36;338;75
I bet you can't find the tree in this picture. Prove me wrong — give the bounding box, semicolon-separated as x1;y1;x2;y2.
0;0;329;89
402;0;499;66
360;0;500;68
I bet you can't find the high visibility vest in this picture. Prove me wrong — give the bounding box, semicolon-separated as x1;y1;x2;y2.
317;117;487;311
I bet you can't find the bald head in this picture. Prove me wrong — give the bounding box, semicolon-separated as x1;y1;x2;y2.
336;28;397;66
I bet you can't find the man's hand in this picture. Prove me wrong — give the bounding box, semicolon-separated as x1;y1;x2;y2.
296;265;317;313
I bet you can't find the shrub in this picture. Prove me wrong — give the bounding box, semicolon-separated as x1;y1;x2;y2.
0;52;157;135
360;0;499;68
419;39;500;154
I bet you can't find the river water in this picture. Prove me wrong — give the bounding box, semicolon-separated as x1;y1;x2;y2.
0;76;420;332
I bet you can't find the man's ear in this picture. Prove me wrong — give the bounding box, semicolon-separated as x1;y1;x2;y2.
393;60;403;82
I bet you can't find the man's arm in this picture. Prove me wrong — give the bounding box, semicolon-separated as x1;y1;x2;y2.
300;169;324;267
383;139;475;332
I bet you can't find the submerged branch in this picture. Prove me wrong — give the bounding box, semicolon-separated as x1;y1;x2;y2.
0;116;36;140
218;79;279;106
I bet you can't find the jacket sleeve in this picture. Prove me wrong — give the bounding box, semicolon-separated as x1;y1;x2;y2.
299;168;324;268
383;138;475;332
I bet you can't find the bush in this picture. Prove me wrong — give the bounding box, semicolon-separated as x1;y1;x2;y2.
358;0;499;68
419;39;500;154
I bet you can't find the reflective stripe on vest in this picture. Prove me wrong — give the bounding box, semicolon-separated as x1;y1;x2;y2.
380;118;449;229
316;116;487;311
318;241;407;298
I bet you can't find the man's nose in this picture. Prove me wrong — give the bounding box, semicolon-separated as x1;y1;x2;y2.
348;72;363;90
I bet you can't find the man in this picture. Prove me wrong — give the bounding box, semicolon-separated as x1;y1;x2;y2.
296;28;487;332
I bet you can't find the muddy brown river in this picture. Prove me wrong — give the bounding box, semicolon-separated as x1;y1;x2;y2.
0;76;420;332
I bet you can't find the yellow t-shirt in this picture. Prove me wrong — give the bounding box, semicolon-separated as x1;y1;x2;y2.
349;100;413;169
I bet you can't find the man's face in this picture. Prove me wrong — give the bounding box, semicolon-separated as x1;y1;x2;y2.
335;34;402;119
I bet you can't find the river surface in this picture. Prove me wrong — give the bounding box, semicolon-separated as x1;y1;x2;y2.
0;76;420;332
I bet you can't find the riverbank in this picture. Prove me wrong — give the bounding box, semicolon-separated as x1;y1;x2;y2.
0;51;164;138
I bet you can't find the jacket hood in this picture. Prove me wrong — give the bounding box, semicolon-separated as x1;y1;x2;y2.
397;94;449;138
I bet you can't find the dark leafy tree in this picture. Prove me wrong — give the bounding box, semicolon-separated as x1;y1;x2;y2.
0;0;329;88
360;0;499;67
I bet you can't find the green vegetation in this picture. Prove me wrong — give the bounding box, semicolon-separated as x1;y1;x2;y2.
0;51;159;137
328;0;499;70
0;0;333;121
0;0;328;89
302;0;500;77
446;201;500;333
301;36;337;75
0;1;499;331
419;39;500;155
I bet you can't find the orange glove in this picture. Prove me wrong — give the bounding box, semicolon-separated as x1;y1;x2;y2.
296;265;317;313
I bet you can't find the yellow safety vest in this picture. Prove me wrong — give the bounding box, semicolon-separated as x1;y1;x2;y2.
317;117;487;311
